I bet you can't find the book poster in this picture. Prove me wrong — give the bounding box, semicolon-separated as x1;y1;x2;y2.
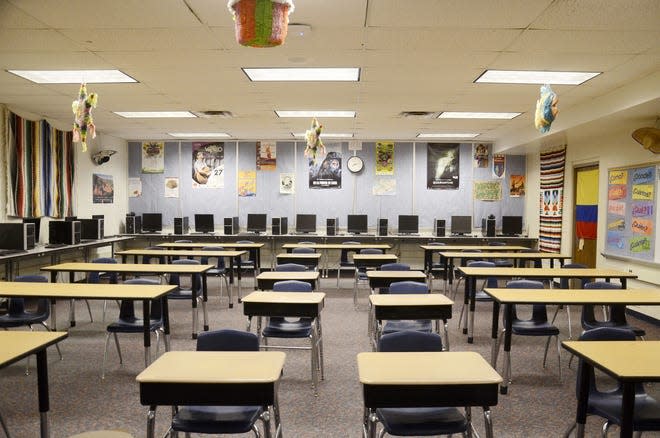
474;180;502;201
427;143;459;189
238;170;256;197
256;141;276;170
492;153;505;178
192;142;224;188
473;143;489;168
280;173;294;194
510;175;526;197
128;177;142;197
164;177;179;198
309;144;341;189
92;173;113;204
375;141;394;175
141;141;164;173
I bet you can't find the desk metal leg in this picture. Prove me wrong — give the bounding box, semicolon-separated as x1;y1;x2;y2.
36;349;50;438
574;360;591;438
317;314;324;381
443;320;450;351
273;392;282;438
462;277;469;335
142;299;151;367
468;277;476;344
161;297;171;352
146;406;157;438
367;410;378;438
500;305;513;394
621;383;635;438
483;408;494;438
490;302;500;366
202;274;209;332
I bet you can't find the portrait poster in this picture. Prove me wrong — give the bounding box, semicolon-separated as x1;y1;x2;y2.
510;175;526;197
492;154;505;178
473;143;489;168
256;141;276;170
373;178;396;196
427;143;459;189
141;141;164;173
92;173;114;204
238;170;257;197
164;177;179;198
473;180;502;201
309;144;342;189
128;177;142;197
375;141;394;175
280;173;295;194
192;142;224;188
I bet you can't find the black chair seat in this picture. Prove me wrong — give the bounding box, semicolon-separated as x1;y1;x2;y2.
475;290;492;301
589;390;660;430
262;318;312;338
493;260;514;267
511;320;560;336
207;267;226;276
377;407;468;436
173;405;263;434
0;312;46;327
107;317;162;333
168;288;195;299
582;320;646;338
382;320;432;334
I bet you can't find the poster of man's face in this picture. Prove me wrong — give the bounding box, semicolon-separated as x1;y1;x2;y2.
427;143;459;189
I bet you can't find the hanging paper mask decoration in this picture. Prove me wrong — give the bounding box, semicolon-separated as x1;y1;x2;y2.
534;84;558;134
304;117;325;164
227;0;295;48
72;83;98;152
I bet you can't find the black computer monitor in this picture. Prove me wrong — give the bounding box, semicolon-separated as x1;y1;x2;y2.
247;214;268;234
23;217;41;242
450;215;472;235
141;213;163;233
347;214;368;234
295;214;317;234
194;214;214;233
397;215;419;235
501;215;523;236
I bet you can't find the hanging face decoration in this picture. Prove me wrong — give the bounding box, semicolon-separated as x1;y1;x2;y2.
534;84;558;134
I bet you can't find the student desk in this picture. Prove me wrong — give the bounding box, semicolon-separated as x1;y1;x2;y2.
368;294;453;351
562;340;660;438
242;291;325;393
352;254;399;306
256;271;320;290
41;262;213;339
482;288;660;395
457;267;639;345
136;351;286;438
0;281;175;366
0;331;68;438
357;351;502;438
116;248;246;306
282;243;391;278
275;252;322;271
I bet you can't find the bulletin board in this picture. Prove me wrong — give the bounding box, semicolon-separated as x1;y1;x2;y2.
604;162;659;262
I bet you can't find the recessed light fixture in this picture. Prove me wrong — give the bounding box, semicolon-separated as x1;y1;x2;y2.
291;132;354;138
276;110;356;118
7;69;137;84
244;68;360;82
438;111;521;119
416;133;480;139
475;69;600;85
168;132;231;138
114;111;196;118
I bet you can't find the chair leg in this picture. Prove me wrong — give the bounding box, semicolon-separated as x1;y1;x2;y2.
113;333;123;364
556;335;562;381
102;332;111;379
465;406;472;438
543;336;552;368
483;408;494;438
562;422;576;437
84;299;93;322
601;420;611;438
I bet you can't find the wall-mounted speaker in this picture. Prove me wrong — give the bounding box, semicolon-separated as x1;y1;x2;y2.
377;218;388;236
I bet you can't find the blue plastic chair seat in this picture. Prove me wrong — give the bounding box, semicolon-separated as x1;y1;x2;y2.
168;289;195;299
262;318;313;338
382;320;432;334
588;392;660;430
510;319;560;336
376;407;467;435
106;316;162;333
173;405;264;434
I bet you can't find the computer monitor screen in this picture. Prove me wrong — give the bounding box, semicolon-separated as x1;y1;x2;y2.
450;216;472;235
23;217;41;242
347;214;368;234
501;216;523;236
397;215;419;234
295;214;317;234
247;214;267;233
194;214;214;233
141;213;163;233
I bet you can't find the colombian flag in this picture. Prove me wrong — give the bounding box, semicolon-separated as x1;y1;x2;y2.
576;169;598;239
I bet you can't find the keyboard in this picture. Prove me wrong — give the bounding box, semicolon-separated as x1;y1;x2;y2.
45;243;67;248
0;249;27;256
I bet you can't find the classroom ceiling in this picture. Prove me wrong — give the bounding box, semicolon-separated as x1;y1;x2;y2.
0;0;659;152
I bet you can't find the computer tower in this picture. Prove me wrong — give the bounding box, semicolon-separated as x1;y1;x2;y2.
326;218;337;236
377;218;388;236
80;218;104;240
0;223;35;250
483;218;496;237
174;216;190;235
49;220;81;245
434;219;446;237
272;217;288;235
224;216;239;235
125;214;142;234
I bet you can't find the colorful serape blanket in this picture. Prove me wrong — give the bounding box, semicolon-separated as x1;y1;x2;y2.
539;145;566;252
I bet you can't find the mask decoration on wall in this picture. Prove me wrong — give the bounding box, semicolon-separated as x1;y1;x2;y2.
534;84;558;134
72;82;98;152
304;117;326;164
227;0;295;48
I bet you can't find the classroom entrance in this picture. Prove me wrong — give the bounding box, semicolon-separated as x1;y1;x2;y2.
572;165;599;267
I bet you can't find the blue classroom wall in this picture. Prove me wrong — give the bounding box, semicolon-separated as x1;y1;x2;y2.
128;141;525;231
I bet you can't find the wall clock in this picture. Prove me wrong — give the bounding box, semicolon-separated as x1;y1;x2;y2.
347;155;364;173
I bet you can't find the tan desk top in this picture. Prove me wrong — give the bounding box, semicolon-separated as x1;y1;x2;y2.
117;249;246;257
136;351;286;383
242;291;325;305
439;251;570;259
0;331;68;367
157;242;265;249
420;245;529;251
353;254;398;261
0;281;175;300
561;341;660;381
41;262;214;274
366;271;427;280
276;253;323;260
369;294;453;307
283;243;391;250
484;288;660;305
256;271;321;281
458;267;638;279
358;352;502;385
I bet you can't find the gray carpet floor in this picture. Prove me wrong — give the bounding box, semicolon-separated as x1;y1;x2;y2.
1;274;658;438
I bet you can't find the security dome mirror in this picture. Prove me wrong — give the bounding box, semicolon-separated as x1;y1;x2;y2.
91;149;117;165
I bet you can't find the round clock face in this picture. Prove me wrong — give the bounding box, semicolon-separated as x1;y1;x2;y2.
347;155;364;173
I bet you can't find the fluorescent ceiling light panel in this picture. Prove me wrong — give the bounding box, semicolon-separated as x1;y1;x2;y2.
114;111;196;118
276;110;355;118
243;68;360;81
475;70;600;85
168;132;231;138
291;132;354;138
7;69;136;84
439;111;521;119
417;133;480;139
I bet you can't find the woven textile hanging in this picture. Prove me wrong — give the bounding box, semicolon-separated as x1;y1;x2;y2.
538;145;566;253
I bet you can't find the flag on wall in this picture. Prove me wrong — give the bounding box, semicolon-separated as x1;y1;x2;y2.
538;145;567;252
576;168;598;239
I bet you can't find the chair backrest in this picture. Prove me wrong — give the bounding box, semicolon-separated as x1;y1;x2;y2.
236;240;257;262
200;246;226;268
14;275;48;283
196;329;259;352
506;279;545;321
123;278;163;319
275;263;308;272
519;248;542;268
459;249;482;266
169;259;202;289
175;239;193;243
340;241;360;263
292;246;315;254
359;248;383;255
389;281;429;294
584;281;621;290
560;263;589;288
488;241;506;246
88;257;119;284
10;275;50;317
467;260;498;288
426;242;446;263
378;331;443;352
272;280;312;292
583;281;626;323
380;263;410;271
142;246;165;264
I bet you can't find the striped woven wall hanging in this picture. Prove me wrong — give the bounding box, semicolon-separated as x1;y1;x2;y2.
538;145;566;253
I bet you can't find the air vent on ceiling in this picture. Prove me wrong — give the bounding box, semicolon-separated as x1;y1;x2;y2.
193;110;234;118
399;111;438;119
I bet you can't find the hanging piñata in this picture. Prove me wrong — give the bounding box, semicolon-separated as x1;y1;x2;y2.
227;0;294;47
72;83;98;152
304;117;325;164
534;84;558;134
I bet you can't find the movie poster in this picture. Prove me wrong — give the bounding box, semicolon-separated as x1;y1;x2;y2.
309;144;342;189
141;141;164;173
238;170;256;197
256;141;276;170
192;142;224;188
427;143;459;189
473;143;489;168
92;173;114;204
375;141;394;175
